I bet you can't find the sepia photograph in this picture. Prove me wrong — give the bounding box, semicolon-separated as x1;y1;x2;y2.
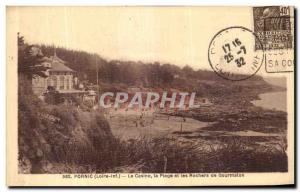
6;6;294;186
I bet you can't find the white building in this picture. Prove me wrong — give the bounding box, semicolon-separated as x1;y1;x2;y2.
32;53;77;95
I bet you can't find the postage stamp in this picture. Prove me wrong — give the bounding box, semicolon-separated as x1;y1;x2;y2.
208;26;264;81
253;6;294;73
253;6;293;50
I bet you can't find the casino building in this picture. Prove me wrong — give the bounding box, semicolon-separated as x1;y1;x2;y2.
32;52;79;96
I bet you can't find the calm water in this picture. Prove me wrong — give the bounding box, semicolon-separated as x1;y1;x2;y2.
251;91;287;112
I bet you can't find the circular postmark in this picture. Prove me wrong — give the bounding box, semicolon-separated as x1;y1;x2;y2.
208;26;264;81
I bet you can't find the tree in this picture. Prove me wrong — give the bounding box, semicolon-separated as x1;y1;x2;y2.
160;64;175;85
182;65;195;78
18;33;49;79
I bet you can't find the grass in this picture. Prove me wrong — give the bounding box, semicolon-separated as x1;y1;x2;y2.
36;136;287;173
111;137;287;173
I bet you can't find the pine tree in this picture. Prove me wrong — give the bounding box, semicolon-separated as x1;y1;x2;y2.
18;33;49;79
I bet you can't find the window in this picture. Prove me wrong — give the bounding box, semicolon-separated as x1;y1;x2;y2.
59;76;64;90
69;77;73;89
53;76;57;88
47;77;52;87
65;77;69;90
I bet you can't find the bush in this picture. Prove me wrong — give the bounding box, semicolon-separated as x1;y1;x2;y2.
44;88;64;105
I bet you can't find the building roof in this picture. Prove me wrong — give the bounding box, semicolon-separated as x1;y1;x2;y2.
50;55;74;72
41;54;75;72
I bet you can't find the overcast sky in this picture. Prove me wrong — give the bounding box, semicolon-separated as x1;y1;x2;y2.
9;6;253;70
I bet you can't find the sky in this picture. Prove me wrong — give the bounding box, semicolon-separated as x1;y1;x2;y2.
8;6;254;70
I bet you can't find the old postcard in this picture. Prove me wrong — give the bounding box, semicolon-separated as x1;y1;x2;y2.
6;6;294;186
